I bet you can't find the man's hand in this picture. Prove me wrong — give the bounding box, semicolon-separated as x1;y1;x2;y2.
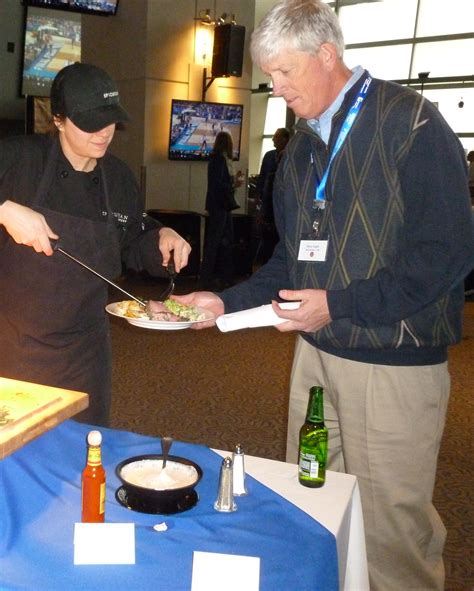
158;227;191;272
170;292;224;329
0;200;58;255
271;288;332;333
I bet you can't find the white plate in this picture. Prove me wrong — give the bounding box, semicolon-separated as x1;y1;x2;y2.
105;302;215;330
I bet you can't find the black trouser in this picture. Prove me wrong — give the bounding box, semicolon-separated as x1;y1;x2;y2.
200;209;234;283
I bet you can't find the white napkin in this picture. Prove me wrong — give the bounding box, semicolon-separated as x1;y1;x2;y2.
74;523;135;565
191;551;260;591
216;302;300;332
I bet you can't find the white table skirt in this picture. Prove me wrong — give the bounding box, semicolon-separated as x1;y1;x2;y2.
215;451;369;591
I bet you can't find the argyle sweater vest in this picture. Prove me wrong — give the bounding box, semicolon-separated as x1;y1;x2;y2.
275;77;466;354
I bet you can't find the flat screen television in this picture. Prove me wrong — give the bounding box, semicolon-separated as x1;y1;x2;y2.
25;0;119;17
168;99;244;162
21;6;82;97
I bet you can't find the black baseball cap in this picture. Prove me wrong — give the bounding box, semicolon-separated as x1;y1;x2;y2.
50;62;129;132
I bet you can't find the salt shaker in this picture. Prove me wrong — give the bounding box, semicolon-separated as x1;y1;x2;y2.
232;443;248;496
214;456;237;512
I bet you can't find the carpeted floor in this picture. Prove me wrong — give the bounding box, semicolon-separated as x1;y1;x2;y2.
433;300;474;590
109;273;474;590
109;274;295;460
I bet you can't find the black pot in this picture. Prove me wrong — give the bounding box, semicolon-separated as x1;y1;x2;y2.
115;454;203;514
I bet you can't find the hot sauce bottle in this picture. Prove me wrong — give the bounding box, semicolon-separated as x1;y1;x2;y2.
81;430;106;522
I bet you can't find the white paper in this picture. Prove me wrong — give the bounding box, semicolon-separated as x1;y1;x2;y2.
216;302;300;333
191;551;260;591
74;522;135;565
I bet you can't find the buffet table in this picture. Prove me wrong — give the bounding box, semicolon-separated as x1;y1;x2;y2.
217;452;369;590
0;421;368;590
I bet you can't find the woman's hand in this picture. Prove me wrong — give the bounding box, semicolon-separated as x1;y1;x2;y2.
0;200;58;255
158;227;191;272
271;288;332;333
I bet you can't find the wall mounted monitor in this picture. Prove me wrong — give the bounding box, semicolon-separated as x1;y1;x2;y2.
21;6;82;98
25;0;119;17
168;99;244;162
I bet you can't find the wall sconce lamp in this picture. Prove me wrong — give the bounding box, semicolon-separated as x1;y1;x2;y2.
194;8;216;67
195;9;238;27
216;13;227;25
216;12;236;25
195;9;214;26
202;11;237;26
195;9;237;26
195;26;213;66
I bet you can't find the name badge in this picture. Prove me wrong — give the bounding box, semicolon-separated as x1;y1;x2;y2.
298;239;329;261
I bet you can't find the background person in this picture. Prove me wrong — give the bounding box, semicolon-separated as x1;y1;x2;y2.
468;150;474;205
199;131;242;290
255;127;290;265
172;1;474;589
256;128;290;201
0;62;191;427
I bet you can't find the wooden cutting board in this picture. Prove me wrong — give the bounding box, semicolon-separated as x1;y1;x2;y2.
0;377;89;459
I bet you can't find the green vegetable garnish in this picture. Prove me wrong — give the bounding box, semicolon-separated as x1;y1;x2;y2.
163;299;204;321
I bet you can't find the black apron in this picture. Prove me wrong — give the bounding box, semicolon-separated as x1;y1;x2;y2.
0;141;122;426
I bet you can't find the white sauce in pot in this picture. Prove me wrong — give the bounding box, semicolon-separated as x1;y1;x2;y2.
120;459;198;490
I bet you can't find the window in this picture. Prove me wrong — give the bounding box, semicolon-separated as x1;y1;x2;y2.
339;0;418;44
416;0;474;36
341;0;473;151
411;39;474;78
345;45;413;80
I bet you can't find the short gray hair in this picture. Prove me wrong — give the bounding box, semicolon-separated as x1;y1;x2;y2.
250;0;345;68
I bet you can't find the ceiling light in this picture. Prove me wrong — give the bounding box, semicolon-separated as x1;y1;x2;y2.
216;13;228;26
195;9;214;26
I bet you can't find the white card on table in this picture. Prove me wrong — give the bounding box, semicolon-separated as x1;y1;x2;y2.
191;550;260;591
298;239;329;261
73;522;135;565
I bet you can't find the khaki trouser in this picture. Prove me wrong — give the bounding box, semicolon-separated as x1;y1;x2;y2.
287;336;450;591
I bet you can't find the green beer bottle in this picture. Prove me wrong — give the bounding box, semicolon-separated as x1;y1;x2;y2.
298;386;328;488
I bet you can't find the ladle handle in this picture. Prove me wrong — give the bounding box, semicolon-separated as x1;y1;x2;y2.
161;436;173;468
51;240;147;308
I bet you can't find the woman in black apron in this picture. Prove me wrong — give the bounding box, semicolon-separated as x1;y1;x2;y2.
0;63;191;426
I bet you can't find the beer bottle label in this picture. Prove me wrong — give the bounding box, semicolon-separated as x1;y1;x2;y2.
299;452;320;478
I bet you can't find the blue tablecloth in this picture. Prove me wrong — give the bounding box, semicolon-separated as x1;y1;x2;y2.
0;421;338;590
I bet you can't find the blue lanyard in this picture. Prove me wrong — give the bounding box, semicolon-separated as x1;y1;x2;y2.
313;76;372;208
